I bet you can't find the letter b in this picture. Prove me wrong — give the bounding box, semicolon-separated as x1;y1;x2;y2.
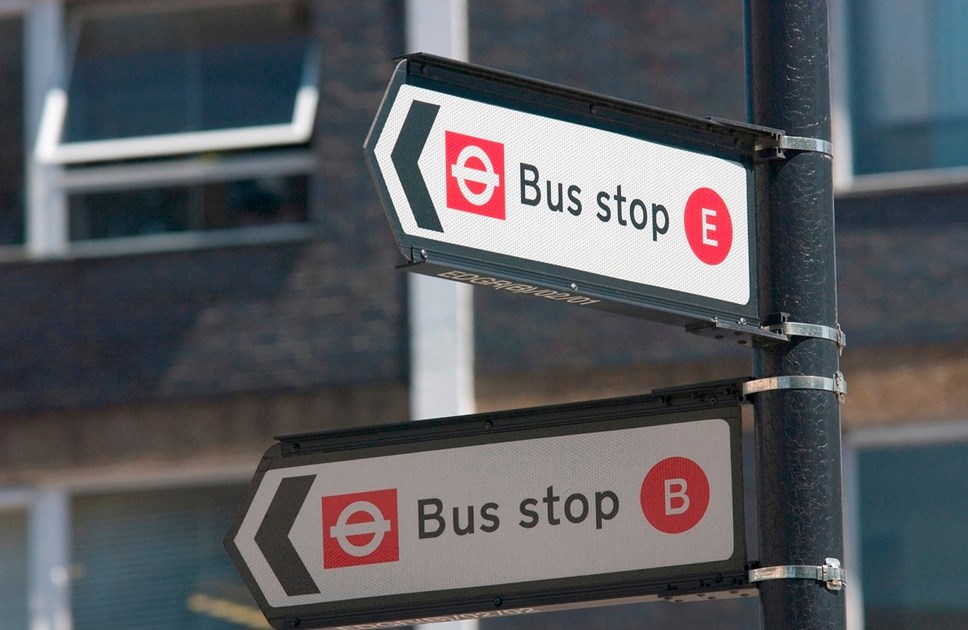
418;498;446;539
520;163;540;206
641;457;710;534
664;478;690;516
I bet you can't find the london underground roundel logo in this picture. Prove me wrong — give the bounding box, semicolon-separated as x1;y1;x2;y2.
322;489;399;568
684;187;733;265
640;457;710;534
445;131;506;219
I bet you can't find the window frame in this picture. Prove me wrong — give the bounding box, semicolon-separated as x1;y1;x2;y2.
35;0;319;166
831;0;968;195
16;0;321;258
844;419;968;629
60;148;319;256
1;464;255;629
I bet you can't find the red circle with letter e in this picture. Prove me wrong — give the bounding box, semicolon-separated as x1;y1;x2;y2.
684;187;733;265
640;456;710;534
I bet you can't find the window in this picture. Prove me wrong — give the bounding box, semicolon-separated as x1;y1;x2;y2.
854;436;968;629
71;483;265;629
32;0;318;249
847;0;968;176
0;508;29;630
0;14;24;247
38;0;317;164
69;174;309;241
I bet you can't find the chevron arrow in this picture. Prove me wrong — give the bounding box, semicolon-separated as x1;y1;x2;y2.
254;475;319;596
391;100;443;232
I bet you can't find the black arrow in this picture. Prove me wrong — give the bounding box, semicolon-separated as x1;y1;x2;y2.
255;475;320;596
391;100;443;232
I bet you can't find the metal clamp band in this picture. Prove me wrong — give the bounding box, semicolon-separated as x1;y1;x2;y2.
756;135;833;158
749;558;845;592
766;321;846;353
742;372;847;403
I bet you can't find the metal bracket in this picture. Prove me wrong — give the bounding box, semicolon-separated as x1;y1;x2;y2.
749;558;845;592
742;372;847;403
686;317;788;347
764;320;847;354
756;134;833;160
662;587;757;603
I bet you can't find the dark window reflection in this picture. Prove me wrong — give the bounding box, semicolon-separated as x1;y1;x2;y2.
65;2;309;143
0;16;24;246
69;175;308;241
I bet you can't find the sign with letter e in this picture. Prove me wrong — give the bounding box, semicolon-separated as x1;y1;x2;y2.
365;54;784;343
225;381;751;629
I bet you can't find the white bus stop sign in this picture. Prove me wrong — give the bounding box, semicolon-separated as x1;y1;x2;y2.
366;55;779;338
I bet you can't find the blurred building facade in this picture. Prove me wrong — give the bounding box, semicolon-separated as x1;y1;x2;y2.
0;1;965;629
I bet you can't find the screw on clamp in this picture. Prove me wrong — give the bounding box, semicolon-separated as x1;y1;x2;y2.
748;558;845;592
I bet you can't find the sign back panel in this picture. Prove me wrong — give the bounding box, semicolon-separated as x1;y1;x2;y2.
225;382;750;629
365;55;780;335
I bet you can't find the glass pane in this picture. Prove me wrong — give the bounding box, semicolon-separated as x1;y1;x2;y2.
0;16;24;245
64;1;309;143
848;0;968;174
71;484;267;630
68;174;308;240
0;509;29;630
858;442;968;629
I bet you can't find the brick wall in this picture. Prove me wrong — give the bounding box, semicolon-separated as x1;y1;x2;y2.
2;0;965;422
469;0;747;120
0;0;408;413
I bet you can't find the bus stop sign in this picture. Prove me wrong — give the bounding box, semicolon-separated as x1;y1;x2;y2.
365;54;782;341
225;381;751;629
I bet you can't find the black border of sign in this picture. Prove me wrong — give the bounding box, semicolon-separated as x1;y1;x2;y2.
225;380;751;630
364;54;782;334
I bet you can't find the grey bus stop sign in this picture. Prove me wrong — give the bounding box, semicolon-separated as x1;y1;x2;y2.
225;381;751;629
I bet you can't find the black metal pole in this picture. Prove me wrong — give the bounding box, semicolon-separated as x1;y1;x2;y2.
745;1;847;628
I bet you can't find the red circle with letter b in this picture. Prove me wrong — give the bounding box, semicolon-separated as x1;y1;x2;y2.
640;457;710;534
684;187;733;265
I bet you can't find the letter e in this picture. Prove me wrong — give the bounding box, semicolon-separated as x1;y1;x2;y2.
701;208;718;247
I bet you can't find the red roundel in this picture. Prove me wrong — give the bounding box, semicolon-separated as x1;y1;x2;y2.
445;131;506;219
322;489;399;568
684;187;733;265
640;457;710;534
